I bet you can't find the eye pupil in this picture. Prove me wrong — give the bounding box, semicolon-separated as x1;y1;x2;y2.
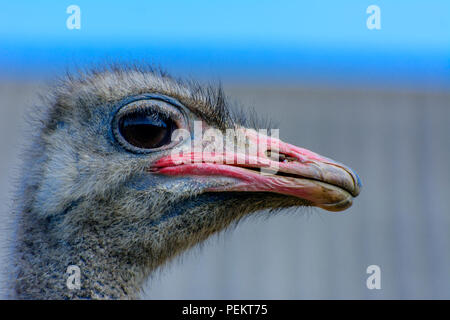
118;112;174;150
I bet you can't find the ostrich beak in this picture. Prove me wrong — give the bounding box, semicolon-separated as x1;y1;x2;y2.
152;129;361;212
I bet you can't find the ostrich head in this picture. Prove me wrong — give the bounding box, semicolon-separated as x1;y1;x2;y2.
13;66;361;299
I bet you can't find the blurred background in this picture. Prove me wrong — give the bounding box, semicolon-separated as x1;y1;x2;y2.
0;1;449;299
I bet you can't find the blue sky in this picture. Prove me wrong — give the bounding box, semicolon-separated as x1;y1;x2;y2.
0;1;449;87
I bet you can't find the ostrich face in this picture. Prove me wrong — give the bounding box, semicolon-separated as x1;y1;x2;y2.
30;67;360;269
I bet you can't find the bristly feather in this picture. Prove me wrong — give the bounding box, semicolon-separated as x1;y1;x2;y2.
38;62;274;135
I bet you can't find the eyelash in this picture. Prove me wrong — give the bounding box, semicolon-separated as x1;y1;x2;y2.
122;102;181;122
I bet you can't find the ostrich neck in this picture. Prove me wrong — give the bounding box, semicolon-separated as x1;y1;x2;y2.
13;207;147;299
12;188;237;299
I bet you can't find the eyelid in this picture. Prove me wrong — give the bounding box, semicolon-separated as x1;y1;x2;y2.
118;100;182;121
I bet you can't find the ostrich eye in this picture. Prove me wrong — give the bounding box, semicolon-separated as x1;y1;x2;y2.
114;98;185;153
119;112;175;149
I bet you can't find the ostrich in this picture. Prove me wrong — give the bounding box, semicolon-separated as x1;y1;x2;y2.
9;65;361;299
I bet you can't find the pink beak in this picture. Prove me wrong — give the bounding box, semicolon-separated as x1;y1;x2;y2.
151;131;361;212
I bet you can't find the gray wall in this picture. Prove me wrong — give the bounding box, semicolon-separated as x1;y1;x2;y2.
1;80;449;298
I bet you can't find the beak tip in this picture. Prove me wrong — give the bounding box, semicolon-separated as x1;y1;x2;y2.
319;195;354;212
353;171;363;197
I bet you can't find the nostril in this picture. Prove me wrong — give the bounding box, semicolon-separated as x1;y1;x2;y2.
278;152;286;162
266;150;297;163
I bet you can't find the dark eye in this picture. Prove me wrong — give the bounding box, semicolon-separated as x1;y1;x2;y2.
118;112;175;149
113;98;184;153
